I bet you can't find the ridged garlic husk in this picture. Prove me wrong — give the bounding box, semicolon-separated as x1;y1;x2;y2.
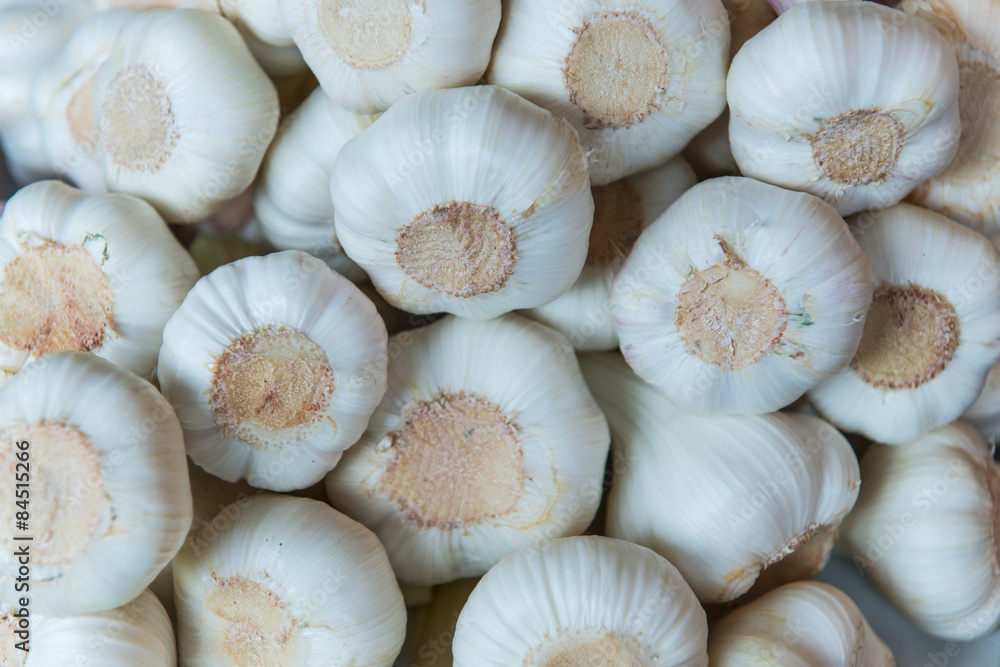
157;250;388;491
279;0;500;114
255;87;377;282
487;0;729;185
453;537;708;667
581;352;861;605
331;85;594;319
900;0;1000;235
522;157;697;351
728;1;961;216
960;234;1000;443
0;352;193;617
91;9;279;223
219;0;306;76
175;494;406;666
0;180;199;387
612;177;874;415
0;589;177;665
840;422;1000;641
407;578;478;667
708;581;895;666
809;204;1000;444
325;314;610;586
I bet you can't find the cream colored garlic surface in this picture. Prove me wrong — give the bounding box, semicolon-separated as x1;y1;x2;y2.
174;494;406;666
841;422;1000;641
522;157;697;351
157;250;388;492
331;85;594;320
279;0;500;114
325;314;610;586
452;537;708;667
91;9;279;223
487;0;729;185
0;352;193;617
0;181;199;387
612;177;873;415
728;1;961;216
581;352;860;605
810;204;1000;444
708;581;894;666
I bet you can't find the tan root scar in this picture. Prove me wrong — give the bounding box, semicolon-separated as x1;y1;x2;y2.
100;63;179;172
207;577;302;667
527;630;653;667
940;60;1000;184
811;109;903;186
586;181;644;267
319;0;413;71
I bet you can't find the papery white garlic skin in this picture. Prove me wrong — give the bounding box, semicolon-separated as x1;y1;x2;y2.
487;0;729;185
157;250;388;491
766;0;853;14
325;314;610;586
708;581;894;667
840;422;1000;641
522;157;697;351
220;0;306;76
331;85;594;320
809;204;1000;445
612;176;874;416
728;1;961;216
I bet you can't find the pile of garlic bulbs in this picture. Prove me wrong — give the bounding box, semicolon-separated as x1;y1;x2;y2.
1;0;999;664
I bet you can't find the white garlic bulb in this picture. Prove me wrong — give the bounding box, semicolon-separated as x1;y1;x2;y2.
325;314;610;586
220;0;306;76
487;0;729;186
581;352;860;605
278;0;500;114
810;204;1000;445
612;176;874;415
453;536;709;667
91;9;280;223
840;422;1000;641
157;250;388;492
522;157;697;351
728;1;961;216
0;180;199;387
174;493;406;666
708;581;895;666
331;85;594;320
0;352;193;617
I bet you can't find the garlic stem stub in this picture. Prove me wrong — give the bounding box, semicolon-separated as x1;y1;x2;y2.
158;250;388;492
279;0;501;114
522;156;697;351
452;536;709;667
612;176;874;416
331;85;594;320
174;494;406;666
0;180;199;387
840;422;1000;641
0;352;193;617
809;204;1000;445
728;1;961;216
707;581;895;666
325;314;610;586
580;352;861;605
91;9;280;223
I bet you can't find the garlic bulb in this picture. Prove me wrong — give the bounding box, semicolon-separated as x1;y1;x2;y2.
0;352;193;617
91;9;280;223
522;157;697;351
254;87;377;282
331;85;594;320
325;314;610;586
766;0;854;13
157;250;388;491
809;204;1000;444
612;177;873;416
728;1;961;216
840;422;1000;641
581;352;860;605
278;0;500;114
453;536;709;667
0;589;176;665
174;493;406;666
487;0;729;185
219;0;306;76
708;581;894;666
0;180;199;387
